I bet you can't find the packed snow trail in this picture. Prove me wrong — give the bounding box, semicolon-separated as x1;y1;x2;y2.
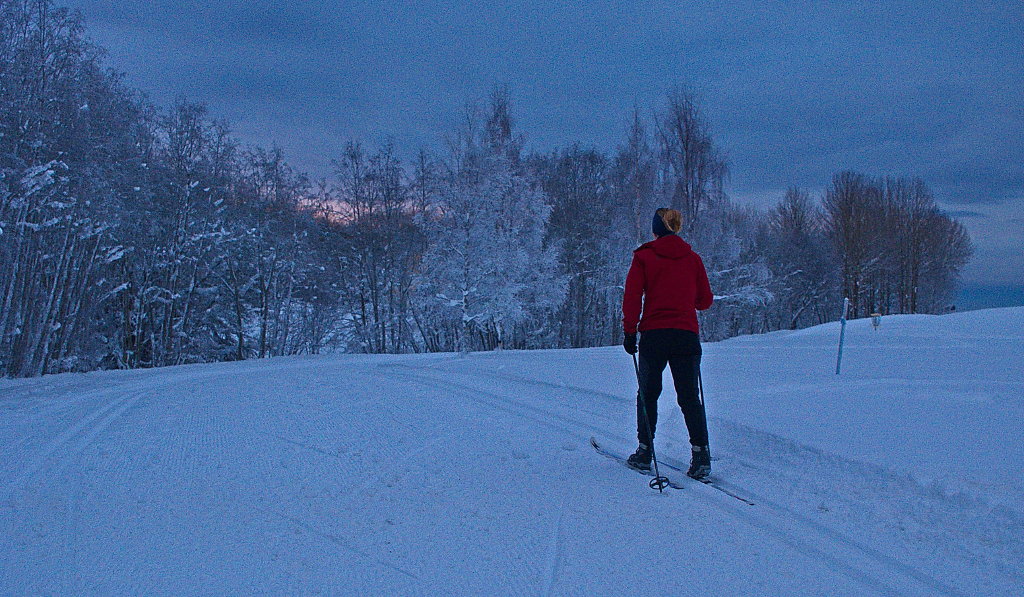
2;308;1022;595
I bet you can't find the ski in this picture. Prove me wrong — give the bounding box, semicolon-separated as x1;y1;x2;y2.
590;437;685;490
658;456;756;506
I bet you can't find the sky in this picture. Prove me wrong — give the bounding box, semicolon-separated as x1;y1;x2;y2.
62;0;1024;288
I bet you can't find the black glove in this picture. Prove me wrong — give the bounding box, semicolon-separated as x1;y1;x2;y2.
622;333;637;355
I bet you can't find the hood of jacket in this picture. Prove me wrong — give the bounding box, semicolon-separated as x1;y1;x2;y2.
635;234;693;260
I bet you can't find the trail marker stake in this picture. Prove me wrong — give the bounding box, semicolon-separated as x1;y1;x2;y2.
836;298;850;375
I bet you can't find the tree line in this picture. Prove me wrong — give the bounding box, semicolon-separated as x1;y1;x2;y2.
0;0;973;377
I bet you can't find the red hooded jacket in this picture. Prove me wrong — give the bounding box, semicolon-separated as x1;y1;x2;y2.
622;235;713;335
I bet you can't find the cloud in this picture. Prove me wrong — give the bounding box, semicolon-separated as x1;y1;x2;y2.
945;210;987;219
62;0;1024;280
950;199;1024;285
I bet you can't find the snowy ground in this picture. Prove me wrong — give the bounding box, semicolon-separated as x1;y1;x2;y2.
2;308;1022;595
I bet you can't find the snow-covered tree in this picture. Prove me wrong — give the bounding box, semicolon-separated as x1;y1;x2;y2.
0;4;975;376
417;91;564;352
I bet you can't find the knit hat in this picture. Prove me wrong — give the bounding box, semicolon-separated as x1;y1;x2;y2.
652;208;682;237
652;214;671;237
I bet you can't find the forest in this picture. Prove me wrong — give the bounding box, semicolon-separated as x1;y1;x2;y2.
0;0;973;377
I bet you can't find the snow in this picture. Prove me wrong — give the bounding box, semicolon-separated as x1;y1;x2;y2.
2;308;1022;595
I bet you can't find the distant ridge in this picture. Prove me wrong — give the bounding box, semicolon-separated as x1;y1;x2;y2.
956;283;1024;311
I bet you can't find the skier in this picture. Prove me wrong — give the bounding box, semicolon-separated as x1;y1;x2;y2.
622;208;714;479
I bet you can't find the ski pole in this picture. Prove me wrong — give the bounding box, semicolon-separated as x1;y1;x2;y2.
632;352;669;492
697;366;704;407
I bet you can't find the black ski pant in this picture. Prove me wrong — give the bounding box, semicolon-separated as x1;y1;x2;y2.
635;328;709;448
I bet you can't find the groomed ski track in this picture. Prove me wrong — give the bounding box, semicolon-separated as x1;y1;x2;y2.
2;308;1023;595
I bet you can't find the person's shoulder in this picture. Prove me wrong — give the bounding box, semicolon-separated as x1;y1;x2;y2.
688;251;709;274
634;240;656;253
632;243;658;266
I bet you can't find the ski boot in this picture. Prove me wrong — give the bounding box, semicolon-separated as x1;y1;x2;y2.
687;445;711;480
626;443;652;472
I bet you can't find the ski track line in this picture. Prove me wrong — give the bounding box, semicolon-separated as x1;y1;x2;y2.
391;366;960;596
710;474;968;597
386;369;609;442
47;390;152;481
542;507;566;597
392;370;912;595
692;483;906;597
0;388;128;472
3;365;257;504
261;429;458;585
387;363;642;438
380;362;626;406
0;379;165;474
716;417;1016;594
383;362;645;434
496;370;967;596
256;507;421;581
274;425;455;513
422;363;974;593
272;434;349;461
471;365;976;596
2;390;137;501
1;367;239;496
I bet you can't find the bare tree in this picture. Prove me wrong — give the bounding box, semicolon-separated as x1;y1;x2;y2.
823;172;972;317
766;188;838;329
654;87;728;231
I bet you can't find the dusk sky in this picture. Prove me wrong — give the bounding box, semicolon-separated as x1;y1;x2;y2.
63;1;1023;288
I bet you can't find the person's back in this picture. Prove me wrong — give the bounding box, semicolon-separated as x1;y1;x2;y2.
623;234;712;335
621;208;714;480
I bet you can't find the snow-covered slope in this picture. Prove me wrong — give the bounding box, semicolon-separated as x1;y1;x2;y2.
2;308;1022;595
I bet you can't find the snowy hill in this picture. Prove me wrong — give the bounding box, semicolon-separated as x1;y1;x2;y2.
2;308;1022;595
